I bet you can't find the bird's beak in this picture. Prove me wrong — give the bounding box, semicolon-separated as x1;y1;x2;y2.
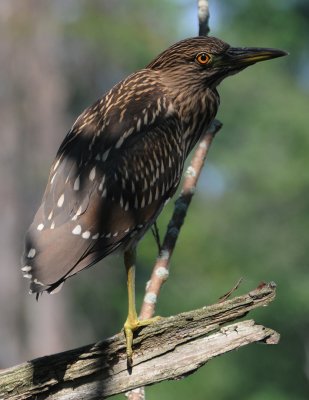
220;46;288;68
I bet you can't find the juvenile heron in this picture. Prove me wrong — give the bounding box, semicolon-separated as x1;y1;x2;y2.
22;36;286;361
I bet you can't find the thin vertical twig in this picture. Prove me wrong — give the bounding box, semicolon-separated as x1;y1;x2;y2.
198;0;210;36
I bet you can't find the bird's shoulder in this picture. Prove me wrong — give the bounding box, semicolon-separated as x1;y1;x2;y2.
56;69;177;158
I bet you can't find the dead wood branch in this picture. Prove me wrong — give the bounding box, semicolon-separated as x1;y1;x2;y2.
0;283;279;400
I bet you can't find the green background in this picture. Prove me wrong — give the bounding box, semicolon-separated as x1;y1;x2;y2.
1;1;308;399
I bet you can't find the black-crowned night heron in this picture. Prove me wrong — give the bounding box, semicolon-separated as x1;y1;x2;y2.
22;36;286;362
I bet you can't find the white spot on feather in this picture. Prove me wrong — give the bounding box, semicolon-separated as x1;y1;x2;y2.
92;233;99;239
72;225;82;235
125;127;134;137
53;159;60;171
72;206;82;221
115;137;124;149
82;231;91;239
144;113;148;125
140;196;145;208
74;176;80;191
22;265;32;272
27;248;36;258
50;173;57;184
166;102;174;116
57;194;65;208
102;149;110;161
48;211;53;220
37;223;44;231
155;186;159;200
89;167;96;181
149;159;154;172
98;175;105;191
34;278;45;287
157;98;162;112
148;191;152;205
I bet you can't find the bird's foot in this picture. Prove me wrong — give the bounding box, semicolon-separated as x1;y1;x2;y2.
124;315;161;366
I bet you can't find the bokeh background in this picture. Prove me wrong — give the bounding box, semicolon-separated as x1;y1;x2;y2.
1;1;308;399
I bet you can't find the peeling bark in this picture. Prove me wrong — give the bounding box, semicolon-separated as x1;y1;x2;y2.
0;283;279;400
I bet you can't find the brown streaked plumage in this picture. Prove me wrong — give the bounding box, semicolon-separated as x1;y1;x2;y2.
22;36;287;361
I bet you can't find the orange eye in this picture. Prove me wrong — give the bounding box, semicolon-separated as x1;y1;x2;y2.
196;52;211;65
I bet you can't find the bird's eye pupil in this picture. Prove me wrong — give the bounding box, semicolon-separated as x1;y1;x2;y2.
196;52;210;65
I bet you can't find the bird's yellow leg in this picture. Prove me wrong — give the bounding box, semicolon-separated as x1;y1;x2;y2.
124;248;160;362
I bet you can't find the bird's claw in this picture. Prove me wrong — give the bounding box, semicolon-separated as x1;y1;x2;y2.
124;316;161;365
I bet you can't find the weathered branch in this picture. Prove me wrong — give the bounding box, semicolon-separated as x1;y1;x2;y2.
0;283;278;400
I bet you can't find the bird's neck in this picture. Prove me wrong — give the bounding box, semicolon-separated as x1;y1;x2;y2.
171;85;220;153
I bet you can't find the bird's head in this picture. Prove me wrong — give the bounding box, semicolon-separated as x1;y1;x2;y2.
148;36;287;90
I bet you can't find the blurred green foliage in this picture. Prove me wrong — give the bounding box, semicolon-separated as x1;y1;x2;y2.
48;0;308;398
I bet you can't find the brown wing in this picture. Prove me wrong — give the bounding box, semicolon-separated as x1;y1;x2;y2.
22;70;185;294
